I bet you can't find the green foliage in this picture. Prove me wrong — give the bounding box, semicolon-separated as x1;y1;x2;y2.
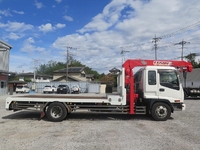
68;57;84;67
85;67;105;80
8;74;19;81
36;61;66;75
24;77;31;82
184;53;200;68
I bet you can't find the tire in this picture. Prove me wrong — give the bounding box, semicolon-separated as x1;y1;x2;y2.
46;102;67;122
151;102;171;121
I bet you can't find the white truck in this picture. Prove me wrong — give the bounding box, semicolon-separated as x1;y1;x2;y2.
5;59;193;122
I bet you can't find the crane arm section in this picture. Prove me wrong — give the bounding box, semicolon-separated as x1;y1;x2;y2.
122;59;193;72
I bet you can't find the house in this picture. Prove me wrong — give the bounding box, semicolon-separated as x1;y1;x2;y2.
17;72;53;82
0;40;13;95
53;67;94;82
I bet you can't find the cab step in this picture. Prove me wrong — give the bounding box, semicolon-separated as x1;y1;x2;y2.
135;106;146;114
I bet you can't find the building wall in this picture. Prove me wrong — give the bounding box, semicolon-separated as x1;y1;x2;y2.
0;49;9;71
0;74;8;95
53;73;64;80
0;48;10;95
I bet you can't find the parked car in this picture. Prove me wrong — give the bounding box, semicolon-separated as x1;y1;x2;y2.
57;84;70;94
71;85;81;94
16;85;30;93
43;85;57;94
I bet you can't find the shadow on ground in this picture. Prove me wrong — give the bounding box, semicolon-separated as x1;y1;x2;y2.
185;97;200;100
2;111;155;121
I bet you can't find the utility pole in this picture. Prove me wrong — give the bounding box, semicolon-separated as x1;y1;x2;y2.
152;34;161;60
33;59;39;91
66;47;71;81
121;50;129;64
174;40;190;88
66;46;77;81
33;59;39;82
174;40;190;60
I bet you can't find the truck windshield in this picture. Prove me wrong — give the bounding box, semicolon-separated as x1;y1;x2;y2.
158;69;180;90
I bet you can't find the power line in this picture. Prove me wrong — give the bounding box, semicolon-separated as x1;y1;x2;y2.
159;21;200;39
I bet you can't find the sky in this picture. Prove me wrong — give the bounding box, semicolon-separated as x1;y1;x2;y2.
1;0;200;74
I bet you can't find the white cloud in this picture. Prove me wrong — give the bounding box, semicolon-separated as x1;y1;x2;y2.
8;21;33;32
6;32;24;40
35;0;44;9
13;10;24;15
0;22;7;28
38;23;66;33
0;9;12;16
63;15;73;21
78;1;127;33
52;0;200;73
55;0;62;3
20;37;45;52
55;23;66;29
38;23;53;33
0;21;34;32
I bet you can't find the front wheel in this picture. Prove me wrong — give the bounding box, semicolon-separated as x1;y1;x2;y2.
151;102;171;121
46;102;67;122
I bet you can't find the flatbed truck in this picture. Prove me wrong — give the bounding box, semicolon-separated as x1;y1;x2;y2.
5;59;193;122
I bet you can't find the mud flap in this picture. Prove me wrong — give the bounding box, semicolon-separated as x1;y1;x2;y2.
40;111;46;119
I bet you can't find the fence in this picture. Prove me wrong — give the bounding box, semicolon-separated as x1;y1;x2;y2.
27;81;100;93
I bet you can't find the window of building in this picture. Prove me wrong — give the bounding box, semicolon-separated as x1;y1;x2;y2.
1;82;4;88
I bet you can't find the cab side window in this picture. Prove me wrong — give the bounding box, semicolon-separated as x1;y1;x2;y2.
148;71;156;85
158;69;179;90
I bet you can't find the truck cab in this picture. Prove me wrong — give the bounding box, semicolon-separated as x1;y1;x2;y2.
135;66;184;104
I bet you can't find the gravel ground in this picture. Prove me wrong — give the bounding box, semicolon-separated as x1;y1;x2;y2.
0;94;200;150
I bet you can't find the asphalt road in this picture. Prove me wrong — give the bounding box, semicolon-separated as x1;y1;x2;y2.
0;94;200;150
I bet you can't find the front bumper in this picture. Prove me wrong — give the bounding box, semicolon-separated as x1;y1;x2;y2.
172;103;186;111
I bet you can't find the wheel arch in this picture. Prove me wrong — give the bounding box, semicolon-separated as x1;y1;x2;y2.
148;99;174;113
43;101;71;113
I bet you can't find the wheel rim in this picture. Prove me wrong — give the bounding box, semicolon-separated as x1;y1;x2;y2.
155;105;168;118
50;106;63;118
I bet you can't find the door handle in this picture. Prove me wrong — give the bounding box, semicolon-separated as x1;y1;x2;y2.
159;88;165;92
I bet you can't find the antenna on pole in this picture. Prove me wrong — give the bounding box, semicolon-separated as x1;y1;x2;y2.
120;49;129;64
152;34;161;60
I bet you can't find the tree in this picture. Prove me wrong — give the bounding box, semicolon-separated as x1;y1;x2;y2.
36;61;66;75
68;56;84;67
100;73;115;86
184;53;200;68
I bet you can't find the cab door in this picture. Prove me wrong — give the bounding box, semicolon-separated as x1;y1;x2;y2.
158;69;182;101
145;70;159;99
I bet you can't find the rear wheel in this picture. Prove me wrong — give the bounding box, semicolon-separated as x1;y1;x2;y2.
151;102;171;121
46;102;67;122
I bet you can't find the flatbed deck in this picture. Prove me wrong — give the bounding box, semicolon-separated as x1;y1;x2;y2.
6;93;126;110
11;93;107;99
